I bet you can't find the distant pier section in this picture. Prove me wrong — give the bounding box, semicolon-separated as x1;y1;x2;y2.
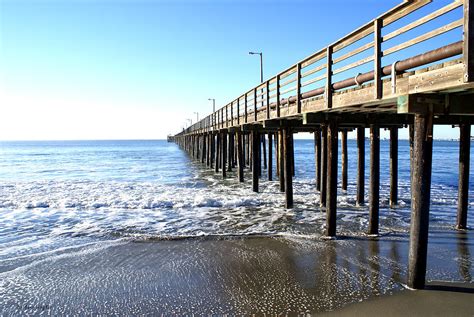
171;0;474;290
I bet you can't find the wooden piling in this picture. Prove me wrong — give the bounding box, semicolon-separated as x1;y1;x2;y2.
268;133;273;181
289;132;295;177
276;132;280;177
228;132;233;172
252;131;260;192
407;113;433;290
357;127;365;206
283;127;294;208
222;131;227;178
320;125;328;208
262;134;267;170
326;119;338;236
279;129;285;192
341;129;348;191
201;134;206;164
457;124;471;230
390;127;398;208
369;125;380;235
237;132;244;182
315;128;321;192
210;133;215;169
215;133;220;173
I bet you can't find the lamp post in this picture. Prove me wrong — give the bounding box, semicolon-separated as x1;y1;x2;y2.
208;98;216;126
248;51;263;83
193;112;199;122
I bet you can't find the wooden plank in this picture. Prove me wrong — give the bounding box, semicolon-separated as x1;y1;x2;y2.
374;18;382;99
383;19;463;57
279;76;297;88
464;0;474;82
333;55;374;76
333;41;374;64
301;74;326;88
381;0;431;27
300;49;326;69
383;1;462;42
301;63;326;78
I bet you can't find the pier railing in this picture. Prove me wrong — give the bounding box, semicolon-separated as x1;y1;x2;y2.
177;0;471;136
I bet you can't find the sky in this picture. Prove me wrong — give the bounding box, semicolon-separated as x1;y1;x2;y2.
0;0;464;140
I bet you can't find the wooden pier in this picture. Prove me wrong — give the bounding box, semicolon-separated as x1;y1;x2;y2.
171;0;474;290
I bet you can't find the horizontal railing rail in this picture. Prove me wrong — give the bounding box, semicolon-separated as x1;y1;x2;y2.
177;0;470;136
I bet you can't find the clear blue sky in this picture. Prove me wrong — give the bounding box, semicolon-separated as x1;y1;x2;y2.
0;0;463;140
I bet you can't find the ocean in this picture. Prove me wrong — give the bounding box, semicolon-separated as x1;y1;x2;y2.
0;138;472;314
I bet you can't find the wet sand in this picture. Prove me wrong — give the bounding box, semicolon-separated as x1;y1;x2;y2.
0;229;472;315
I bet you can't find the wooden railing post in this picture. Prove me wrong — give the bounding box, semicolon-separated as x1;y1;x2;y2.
253;88;258;122
464;0;473;82
276;75;281;117
226;104;229;127
245;94;248;123
325;46;333;109
266;81;270;119
237;98;240;125
296;63;302;113
374;18;382;99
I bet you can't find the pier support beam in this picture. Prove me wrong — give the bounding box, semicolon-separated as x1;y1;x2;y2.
279;129;285;192
457;123;471;230
252;131;260;192
215;133;220;173
275;132;280;177
237;132;244;182
326;119;339;237
341;129;348;191
320;124;328;208
390;127;399;208
228;132;233;172
357;127;365;206
283;127;294;209
222;131;227;178
369;125;380;235
262;134;267;170
315;128;321;192
201;134;206;164
268;133;273;181
210;133;215;169
408;112;433;290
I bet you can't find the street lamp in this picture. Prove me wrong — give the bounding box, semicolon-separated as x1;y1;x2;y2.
248;51;263;83
193;112;199;122
208;98;216;126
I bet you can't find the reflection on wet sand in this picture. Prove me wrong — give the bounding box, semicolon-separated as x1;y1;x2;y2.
0;229;472;315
